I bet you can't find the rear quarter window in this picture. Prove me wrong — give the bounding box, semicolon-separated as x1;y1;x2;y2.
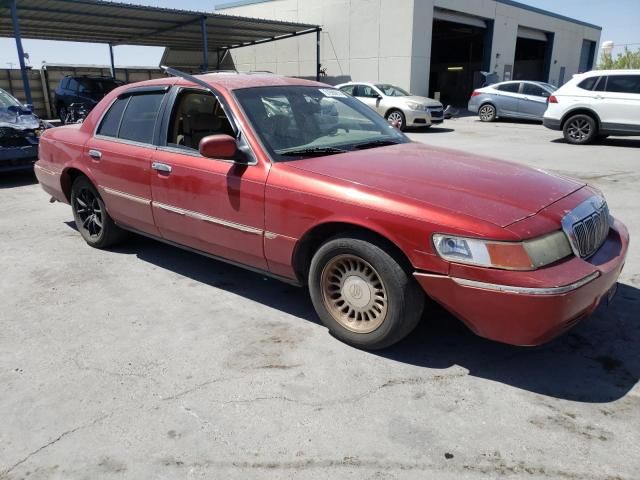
97;97;128;137
577;76;599;90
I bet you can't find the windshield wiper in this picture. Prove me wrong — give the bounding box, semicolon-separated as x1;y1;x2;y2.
353;139;401;150
280;147;348;157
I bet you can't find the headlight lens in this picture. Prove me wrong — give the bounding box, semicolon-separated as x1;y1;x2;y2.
432;231;572;270
406;101;426;111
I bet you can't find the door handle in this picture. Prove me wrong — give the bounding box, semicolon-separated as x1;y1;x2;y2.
152;162;172;173
88;149;102;160
522;96;529;100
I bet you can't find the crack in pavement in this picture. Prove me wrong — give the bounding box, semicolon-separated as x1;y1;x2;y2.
0;413;112;478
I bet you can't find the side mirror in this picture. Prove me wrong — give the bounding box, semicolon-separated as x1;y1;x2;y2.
199;134;237;160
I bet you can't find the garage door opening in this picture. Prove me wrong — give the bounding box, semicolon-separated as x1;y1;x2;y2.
514;28;552;81
429;15;491;107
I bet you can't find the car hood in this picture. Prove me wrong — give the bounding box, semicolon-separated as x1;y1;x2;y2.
402;96;442;107
0;108;40;130
288;142;585;228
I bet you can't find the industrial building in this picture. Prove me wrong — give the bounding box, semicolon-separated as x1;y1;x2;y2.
191;0;602;105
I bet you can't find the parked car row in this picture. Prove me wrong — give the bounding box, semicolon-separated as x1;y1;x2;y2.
468;69;640;145
54;75;124;124
33;68;628;350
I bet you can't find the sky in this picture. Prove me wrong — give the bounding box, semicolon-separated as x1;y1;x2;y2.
0;0;638;68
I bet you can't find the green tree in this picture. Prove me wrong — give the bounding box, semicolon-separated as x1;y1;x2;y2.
598;47;640;69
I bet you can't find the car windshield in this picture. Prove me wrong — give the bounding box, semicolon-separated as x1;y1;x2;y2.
0;89;22;109
234;85;408;161
375;84;410;96
76;78;120;93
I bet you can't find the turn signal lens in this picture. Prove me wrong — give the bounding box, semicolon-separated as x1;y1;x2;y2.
486;243;533;269
548;95;558;103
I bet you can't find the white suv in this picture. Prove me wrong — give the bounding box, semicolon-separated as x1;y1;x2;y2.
543;69;640;144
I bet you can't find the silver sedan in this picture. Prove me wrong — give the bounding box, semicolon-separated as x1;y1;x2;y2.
468;81;557;122
336;82;444;131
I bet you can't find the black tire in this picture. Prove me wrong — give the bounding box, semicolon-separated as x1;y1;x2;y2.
308;234;424;350
478;103;496;122
71;176;126;249
385;109;407;131
563;114;597;145
57;104;67;125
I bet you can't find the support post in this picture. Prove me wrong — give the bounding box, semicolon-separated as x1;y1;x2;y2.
108;44;116;79
316;29;321;81
201;16;209;72
9;0;32;105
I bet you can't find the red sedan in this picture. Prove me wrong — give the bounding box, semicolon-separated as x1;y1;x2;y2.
35;70;629;350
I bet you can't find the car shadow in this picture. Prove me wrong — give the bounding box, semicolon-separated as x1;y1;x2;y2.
410;126;455;134
551;138;640;148
64;223;640;403
0;170;37;189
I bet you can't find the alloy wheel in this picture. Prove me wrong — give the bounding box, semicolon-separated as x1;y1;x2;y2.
567;118;591;142
387;111;403;129
74;187;103;238
320;254;388;333
479;105;494;121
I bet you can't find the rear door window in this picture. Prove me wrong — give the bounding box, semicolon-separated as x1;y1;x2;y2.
118;93;164;144
496;83;520;93
339;85;355;95
593;76;608;91
605;75;640;94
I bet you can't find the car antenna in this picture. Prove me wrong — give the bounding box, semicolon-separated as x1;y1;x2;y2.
160;65;239;135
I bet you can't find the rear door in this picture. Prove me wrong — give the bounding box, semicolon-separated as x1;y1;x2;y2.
595;74;640;131
149;87;268;270
84;86;169;235
493;82;522;116
354;85;383;114
518;82;552;118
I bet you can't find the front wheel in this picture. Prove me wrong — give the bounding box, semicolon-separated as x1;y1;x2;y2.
385;109;407;131
308;235;424;350
71;176;125;249
563;114;597;145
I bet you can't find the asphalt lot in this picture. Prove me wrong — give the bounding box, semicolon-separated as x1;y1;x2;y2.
1;116;638;479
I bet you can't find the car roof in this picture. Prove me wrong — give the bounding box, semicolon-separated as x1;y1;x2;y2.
119;72;328;93
576;69;640;77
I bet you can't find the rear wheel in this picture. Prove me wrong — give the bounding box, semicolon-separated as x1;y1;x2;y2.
563;114;597;145
71;176;125;249
478;103;496;122
308;234;424;350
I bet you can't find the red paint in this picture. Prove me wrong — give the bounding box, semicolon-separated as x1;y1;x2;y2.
34;74;629;346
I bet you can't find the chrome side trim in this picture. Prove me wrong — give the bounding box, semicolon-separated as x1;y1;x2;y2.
153;202;263;235
448;272;600;295
101;187;151;205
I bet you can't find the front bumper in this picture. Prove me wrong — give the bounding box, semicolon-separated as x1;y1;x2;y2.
0;144;38;172
414;220;629;346
405;109;444;127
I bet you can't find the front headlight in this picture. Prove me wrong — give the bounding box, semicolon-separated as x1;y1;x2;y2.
432;231;573;270
406;101;427;111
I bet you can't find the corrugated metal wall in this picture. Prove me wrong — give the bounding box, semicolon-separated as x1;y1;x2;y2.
0;65;165;119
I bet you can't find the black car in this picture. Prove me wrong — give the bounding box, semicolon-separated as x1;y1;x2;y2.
0;87;50;173
54;75;123;123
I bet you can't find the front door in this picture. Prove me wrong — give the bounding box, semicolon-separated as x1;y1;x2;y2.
518;82;551;118
85;89;167;236
354;85;384;114
150;88;269;270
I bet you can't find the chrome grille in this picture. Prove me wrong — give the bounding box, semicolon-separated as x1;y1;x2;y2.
561;196;611;258
428;107;443;117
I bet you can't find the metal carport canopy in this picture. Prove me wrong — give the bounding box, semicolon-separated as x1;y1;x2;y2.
0;0;321;103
